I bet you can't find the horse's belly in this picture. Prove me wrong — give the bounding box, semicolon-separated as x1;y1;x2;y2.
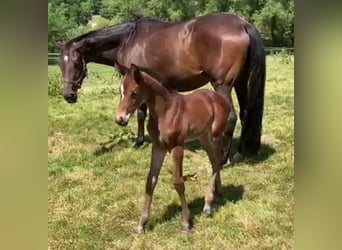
164;74;209;92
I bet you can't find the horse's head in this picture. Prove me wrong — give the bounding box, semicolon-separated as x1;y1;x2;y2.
114;61;145;126
58;40;88;103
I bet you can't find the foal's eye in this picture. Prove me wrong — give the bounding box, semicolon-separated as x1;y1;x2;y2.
131;92;137;98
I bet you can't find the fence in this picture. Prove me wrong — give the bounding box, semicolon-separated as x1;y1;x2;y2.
48;53;60;64
48;47;294;64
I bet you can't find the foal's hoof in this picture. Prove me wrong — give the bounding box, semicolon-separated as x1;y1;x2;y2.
215;190;223;198
136;226;145;234
181;222;192;234
133;137;144;148
181;226;192;234
203;206;213;217
222;158;233;168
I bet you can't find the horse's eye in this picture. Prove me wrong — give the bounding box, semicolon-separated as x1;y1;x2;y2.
131;92;137;98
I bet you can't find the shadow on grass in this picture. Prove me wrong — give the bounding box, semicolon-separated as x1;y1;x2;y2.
93;134;276;165
93;135;153;156
186;137;276;164
147;184;244;231
244;144;276;165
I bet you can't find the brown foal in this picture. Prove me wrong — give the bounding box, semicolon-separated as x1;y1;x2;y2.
115;62;234;233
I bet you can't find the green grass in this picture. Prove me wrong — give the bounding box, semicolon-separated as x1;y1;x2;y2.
48;55;294;249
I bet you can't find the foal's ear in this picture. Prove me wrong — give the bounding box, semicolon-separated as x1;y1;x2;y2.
130;64;143;84
114;60;128;75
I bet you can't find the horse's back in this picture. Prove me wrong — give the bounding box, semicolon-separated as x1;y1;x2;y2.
194;13;247;34
127;13;250;91
191;14;250;80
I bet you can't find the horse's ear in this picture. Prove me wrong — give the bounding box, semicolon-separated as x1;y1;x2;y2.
131;64;143;84
114;60;128;75
72;39;87;53
55;41;65;49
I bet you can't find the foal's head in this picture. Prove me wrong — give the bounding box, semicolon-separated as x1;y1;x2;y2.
115;62;145;126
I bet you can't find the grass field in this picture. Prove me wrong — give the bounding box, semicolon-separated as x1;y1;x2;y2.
48;54;294;249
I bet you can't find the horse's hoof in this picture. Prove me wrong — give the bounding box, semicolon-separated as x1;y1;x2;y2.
133;137;144;148
232;152;243;163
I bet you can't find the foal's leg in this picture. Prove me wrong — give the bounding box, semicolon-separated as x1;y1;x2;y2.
171;145;191;232
137;143;166;233
199;135;223;216
134;104;147;148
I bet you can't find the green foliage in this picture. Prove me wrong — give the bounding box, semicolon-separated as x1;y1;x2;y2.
48;0;294;52
48;3;73;52
253;0;294;46
48;67;63;97
49;0;94;25
276;49;294;65
86;15;111;30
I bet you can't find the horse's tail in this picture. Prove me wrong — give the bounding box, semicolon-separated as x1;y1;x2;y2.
240;23;266;157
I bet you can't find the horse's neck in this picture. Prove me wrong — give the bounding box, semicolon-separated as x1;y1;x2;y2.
84;20;171;67
83;36;127;66
142;74;172;118
85;48;117;66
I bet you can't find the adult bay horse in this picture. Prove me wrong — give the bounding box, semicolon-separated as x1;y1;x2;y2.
58;12;266;158
115;62;233;232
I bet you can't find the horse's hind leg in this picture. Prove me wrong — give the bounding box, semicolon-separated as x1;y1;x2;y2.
134;103;147;148
171;145;191;232
222;107;236;167
232;70;249;162
234;67;249;126
211;81;237;165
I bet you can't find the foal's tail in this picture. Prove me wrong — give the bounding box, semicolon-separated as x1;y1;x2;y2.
240;23;266;157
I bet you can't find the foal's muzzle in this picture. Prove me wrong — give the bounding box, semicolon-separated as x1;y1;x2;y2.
116;116;128;126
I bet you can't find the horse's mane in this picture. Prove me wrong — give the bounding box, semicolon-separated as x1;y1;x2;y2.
64;14;161;49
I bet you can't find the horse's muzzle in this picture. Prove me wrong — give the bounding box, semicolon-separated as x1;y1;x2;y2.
63;93;77;103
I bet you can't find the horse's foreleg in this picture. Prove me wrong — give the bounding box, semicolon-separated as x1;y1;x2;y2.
137;143;166;233
171;145;191;232
134;103;147;148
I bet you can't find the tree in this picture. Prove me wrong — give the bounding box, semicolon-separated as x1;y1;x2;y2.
252;0;294;46
48;3;73;52
48;0;294;52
